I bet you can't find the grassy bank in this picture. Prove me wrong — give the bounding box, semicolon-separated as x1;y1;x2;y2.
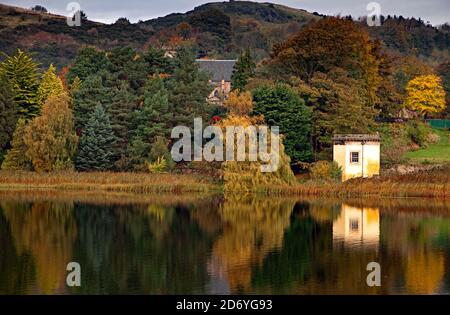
0;165;448;198
0;171;220;193
263;164;450;198
404;128;450;164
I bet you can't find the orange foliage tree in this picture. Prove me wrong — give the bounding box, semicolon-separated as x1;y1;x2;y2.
24;94;78;172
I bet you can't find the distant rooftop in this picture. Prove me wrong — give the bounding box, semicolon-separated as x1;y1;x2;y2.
333;134;381;142
196;59;236;82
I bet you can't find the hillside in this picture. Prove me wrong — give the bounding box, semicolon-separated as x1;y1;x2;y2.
145;1;320;58
0;3;154;68
0;1;449;69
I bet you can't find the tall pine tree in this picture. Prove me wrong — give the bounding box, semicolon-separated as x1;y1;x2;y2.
253;84;313;164
75;105;116;171
72;73;112;131
231;48;255;91
0;49;40;120
107;82;136;169
0;74;17;161
129;76;171;169
168;47;211;127
143;47;174;75
66;47;110;84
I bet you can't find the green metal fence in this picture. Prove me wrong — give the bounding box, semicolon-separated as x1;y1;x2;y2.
426;119;450;129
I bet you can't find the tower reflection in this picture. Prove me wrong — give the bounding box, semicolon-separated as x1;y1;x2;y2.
333;204;380;250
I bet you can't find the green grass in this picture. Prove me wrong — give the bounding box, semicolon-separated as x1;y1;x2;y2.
405;128;450;163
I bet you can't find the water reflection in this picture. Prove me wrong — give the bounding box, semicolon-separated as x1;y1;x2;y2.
0;193;449;295
333;205;380;249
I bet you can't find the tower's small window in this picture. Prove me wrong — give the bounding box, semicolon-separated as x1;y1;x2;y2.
350;219;359;232
350;152;360;164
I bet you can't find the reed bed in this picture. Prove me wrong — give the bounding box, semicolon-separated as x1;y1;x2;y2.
262;165;450;198
0;171;220;193
0;165;448;198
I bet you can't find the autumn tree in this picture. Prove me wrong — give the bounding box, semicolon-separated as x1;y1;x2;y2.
404;74;446;117
271;17;378;84
372;41;403;117
224;90;253;116
393;55;433;94
297;71;377;159
37;64;65;106
231;48;255;91
217;92;295;192
253;84;313;163
0;49;40;120
0;75;17;161
24;94;78;172
219;115;295;193
269;17;382;110
75;105;116;171
1;119;33;170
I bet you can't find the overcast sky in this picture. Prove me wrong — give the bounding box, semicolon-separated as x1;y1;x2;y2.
1;0;449;25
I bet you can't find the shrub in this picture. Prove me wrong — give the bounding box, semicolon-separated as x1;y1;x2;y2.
406;120;432;148
378;123;411;166
426;133;440;144
149;136;175;170
147;156;167;173
310;161;342;182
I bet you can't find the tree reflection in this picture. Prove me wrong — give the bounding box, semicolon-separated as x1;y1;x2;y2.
209;195;295;293
0;196;449;295
1;201;76;294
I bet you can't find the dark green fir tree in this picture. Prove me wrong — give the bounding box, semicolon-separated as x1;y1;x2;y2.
231;48;255;91
75;105;116;171
129;76;171;169
0;75;17;162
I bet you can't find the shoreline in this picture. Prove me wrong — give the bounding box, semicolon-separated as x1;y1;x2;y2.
0;168;448;198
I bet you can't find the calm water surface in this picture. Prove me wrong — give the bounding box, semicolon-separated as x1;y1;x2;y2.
1;192;449;295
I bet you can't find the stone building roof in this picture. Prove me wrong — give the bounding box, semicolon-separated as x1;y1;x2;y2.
333;134;381;143
196;59;236;82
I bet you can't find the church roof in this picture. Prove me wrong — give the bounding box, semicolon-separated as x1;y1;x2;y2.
196;59;236;82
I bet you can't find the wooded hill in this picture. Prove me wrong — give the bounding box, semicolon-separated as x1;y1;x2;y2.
1;1;449;69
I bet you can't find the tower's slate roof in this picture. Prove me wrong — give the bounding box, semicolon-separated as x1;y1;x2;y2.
333;134;381;142
196;59;236;82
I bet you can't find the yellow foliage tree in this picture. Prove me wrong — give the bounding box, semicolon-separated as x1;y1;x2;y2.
24;94;78;172
218;114;295;193
37;64;65;106
404;74;446;116
224;90;253;116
